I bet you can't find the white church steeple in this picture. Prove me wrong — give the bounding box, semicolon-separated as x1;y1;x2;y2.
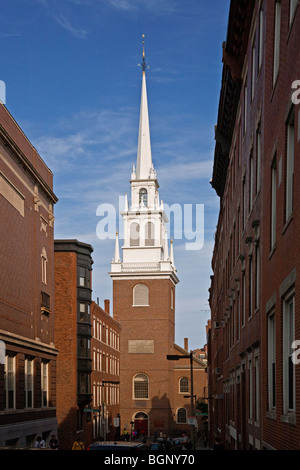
110;36;178;283
136;40;153;181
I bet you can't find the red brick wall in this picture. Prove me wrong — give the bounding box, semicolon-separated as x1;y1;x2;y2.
112;277;176;436
91;301;121;442
209;0;300;451
54;251;79;449
261;0;300;450
0;104;57;444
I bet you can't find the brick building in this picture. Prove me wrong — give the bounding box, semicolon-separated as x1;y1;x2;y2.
209;0;300;450
109;45;207;441
91;299;121;441
54;239;93;450
0;103;58;447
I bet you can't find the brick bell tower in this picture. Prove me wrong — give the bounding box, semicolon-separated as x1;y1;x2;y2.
109;37;179;437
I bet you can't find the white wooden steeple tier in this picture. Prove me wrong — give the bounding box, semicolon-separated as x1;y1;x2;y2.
110;39;178;286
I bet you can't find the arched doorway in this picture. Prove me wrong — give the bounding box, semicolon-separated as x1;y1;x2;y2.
134;412;149;438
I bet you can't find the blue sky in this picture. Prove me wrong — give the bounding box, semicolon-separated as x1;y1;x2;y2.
1;0;230;350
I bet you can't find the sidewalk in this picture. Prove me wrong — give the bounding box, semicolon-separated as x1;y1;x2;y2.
195;438;211;450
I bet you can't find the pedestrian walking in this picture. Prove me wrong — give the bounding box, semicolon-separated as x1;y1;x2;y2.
49;434;59;450
72;437;84;450
35;436;46;448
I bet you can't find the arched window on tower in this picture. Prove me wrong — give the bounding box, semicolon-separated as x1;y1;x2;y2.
139;188;148;207
133;284;149;306
133;373;149;399
41;248;47;284
179;377;189;393
177;408;187;423
145;221;155;246
130;222;140;246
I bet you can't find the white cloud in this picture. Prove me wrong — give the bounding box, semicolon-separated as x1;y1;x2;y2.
52;14;87;38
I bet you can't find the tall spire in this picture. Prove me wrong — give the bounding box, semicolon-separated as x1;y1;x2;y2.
136;35;154;181
114;231;120;263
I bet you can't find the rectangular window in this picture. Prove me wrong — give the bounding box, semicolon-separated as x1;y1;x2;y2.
249;152;254;212
41;291;51;314
42;255;47;284
25;358;34;408
271;157;277;249
289;0;298;25
5;355;15;409
242;177;246;231
251;40;256;100
255;356;260;422
268;312;276;410
41;361;48;407
273;1;281;85
283;293;295;413
79;302;90;322
78;372;90;395
258;7;264;70
79;266;90;288
249;256;253;317
286;109;295;222
242;271;246;327
78;337;90;359
249;359;253;420
244;81;248;134
255;244;260;310
237;290;240;341
256;127;261;194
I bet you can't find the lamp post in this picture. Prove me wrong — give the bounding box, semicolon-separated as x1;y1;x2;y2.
102;380;120;440
166;352;196;450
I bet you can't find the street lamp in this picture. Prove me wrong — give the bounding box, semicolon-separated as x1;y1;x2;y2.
101;380;120;440
166;352;196;450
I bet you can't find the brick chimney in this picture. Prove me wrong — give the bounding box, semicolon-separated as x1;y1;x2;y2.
104;299;110;314
184;338;188;351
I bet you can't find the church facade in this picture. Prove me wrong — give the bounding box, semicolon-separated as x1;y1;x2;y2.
109;45;206;438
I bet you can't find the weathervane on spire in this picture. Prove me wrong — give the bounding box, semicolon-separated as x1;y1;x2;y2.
139;34;148;72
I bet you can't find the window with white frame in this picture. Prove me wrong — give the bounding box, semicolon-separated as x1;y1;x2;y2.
25;358;34;408
273;0;281;85
244;81;248;134
41;361;49;407
145;221;155;246
286;109;295;222
249;255;253;317
130;222;140;246
283;292;295;413
242;271;246;327
258;7;264;70
5;354;15;409
256;126;261;194
289;0;298;25
139;188;148;207
271;157;277;249
251;38;256;101
268;311;276;410
249;151;254;212
255;355;260;423
133;284;149;306
249;358;253;420
255;244;260;310
41;248;47;284
133;373;149;399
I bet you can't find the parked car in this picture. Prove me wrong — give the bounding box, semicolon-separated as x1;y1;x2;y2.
87;441;146;450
